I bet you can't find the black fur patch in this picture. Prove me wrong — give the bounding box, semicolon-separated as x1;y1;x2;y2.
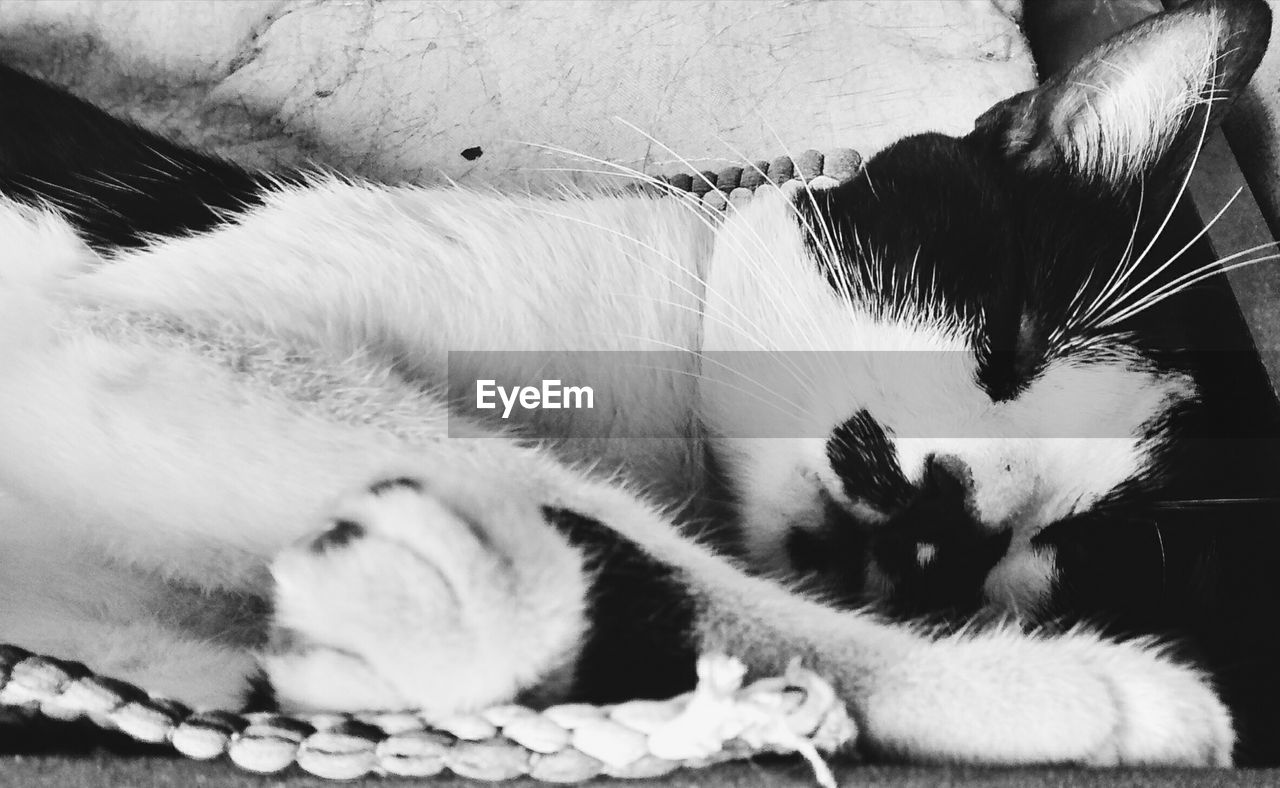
827;410;914;510
309;519;365;554
1040;501;1280;766
244;670;278;712
541;506;698;703
0;63;286;250
368;477;424;495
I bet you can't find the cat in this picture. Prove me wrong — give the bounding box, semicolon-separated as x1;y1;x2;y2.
0;0;1277;767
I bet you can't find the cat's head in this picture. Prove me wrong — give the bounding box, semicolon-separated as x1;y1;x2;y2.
702;0;1272;616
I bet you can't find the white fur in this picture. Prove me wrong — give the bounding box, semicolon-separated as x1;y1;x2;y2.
269;479;586;714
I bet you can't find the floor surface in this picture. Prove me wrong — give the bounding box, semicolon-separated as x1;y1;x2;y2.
3;753;1280;788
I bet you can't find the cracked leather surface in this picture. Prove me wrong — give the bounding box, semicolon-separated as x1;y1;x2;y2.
0;0;1034;188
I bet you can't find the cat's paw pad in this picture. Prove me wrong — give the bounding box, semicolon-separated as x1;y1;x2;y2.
263;476;587;714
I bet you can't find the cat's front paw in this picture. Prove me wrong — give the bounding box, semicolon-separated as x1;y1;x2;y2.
857;629;1233;766
1062;635;1233;766
263;476;587;715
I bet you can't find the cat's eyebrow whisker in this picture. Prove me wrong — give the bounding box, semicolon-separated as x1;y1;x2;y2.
1106;75;1217;301
1098;251;1280;327
1080;64;1232;332
1075;180;1146;328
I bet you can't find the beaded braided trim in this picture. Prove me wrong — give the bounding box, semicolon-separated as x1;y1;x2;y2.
0;148;865;784
642;147;863;209
0;647;854;784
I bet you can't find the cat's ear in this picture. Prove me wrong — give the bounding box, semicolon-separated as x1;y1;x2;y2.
973;0;1270;188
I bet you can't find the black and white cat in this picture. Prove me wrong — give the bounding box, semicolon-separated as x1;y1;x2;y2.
0;0;1277;767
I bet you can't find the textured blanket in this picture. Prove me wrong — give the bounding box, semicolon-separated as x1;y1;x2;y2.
0;0;1033;186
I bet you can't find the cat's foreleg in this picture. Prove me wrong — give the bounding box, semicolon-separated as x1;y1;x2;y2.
266;461;1233;765
561;478;1234;766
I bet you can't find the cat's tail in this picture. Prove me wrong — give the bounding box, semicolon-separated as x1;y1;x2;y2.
0;63;284;252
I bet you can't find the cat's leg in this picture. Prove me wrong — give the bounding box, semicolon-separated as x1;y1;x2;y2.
0;285;592;711
0;493;263;709
266;473;588;714
270;463;1231;765
562;477;1235;766
0;62;278;251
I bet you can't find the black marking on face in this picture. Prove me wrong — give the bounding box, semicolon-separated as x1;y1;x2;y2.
368;476;424;495
871;507;1012;620
979;310;1051;402
827;410;914;511
309;519;365;554
542;506;697;703
808;444;1010;618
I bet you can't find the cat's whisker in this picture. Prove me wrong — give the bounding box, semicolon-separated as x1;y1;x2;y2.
730;120;844;277
512;189;823;398
600;292;820;397
1148;497;1280;507
717;124;856;386
607;119;830;354
1098;252;1280;327
605;337;810;422
515;200;798;363
522;139;826;357
724;148;848;308
1075;181;1146;328
1107;239;1280;329
1095;186;1244;322
513;190;727;314
1078;67;1232;332
623;350;812;423
1113;239;1279;309
1101;77;1217;307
